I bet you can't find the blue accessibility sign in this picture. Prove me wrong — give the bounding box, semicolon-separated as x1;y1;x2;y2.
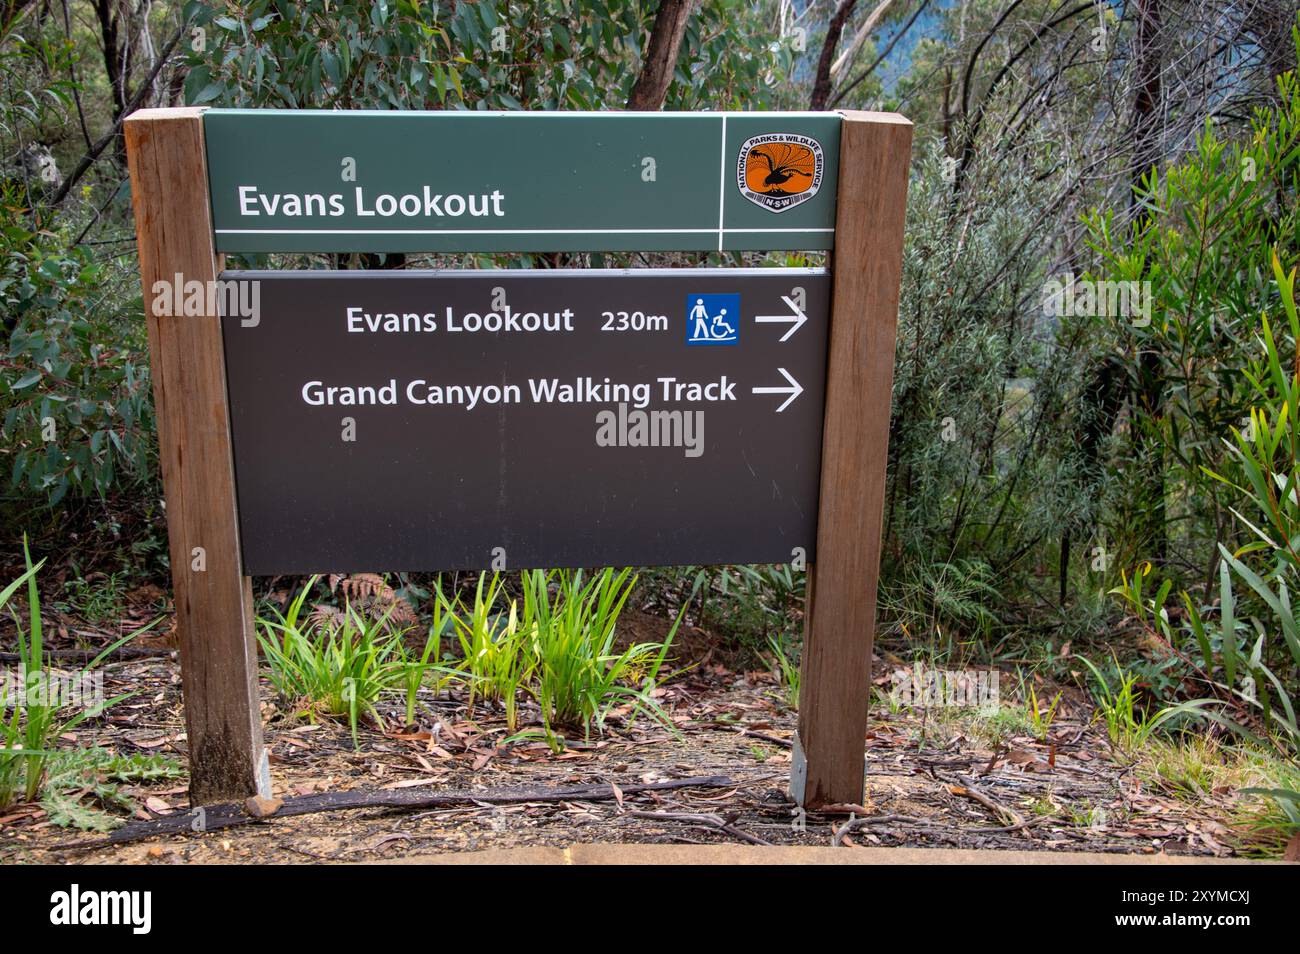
686;293;740;345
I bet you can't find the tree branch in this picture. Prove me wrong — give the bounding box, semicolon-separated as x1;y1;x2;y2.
829;0;931;108
830;0;897;80
50;20;186;206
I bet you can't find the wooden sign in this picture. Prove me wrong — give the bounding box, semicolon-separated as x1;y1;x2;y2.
124;107;912;811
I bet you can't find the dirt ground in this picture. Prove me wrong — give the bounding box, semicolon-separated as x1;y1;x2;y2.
0;612;1250;864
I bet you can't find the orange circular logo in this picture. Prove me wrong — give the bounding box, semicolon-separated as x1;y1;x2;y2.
737;134;824;213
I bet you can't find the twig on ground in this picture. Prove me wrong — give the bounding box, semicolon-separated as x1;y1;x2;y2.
629;809;773;846
831;813;930;846
738;728;793;749
55;775;734;850
946;781;1026;829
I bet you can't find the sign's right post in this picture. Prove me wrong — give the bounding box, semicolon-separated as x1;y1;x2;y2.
793;111;914;810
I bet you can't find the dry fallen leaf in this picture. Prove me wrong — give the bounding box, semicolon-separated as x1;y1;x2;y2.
387;729;432;741
1006;748;1052;772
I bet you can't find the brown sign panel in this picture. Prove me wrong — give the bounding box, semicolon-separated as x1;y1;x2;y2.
220;269;831;573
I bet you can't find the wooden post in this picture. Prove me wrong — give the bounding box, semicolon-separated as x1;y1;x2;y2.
792;111;913;809
125;108;269;806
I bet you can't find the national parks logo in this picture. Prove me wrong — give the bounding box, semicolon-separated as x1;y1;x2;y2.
736;133;823;213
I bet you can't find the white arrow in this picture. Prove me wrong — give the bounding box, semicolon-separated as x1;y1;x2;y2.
755;295;808;342
752;368;803;413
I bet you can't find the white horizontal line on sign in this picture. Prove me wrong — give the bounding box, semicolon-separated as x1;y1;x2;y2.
206;109;841;118
222;267;831;279
214;228;838;235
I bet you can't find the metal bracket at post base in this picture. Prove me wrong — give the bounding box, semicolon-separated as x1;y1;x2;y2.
788;731;808;808
256;748;272;799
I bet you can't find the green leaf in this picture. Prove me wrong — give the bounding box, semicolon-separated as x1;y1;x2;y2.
192;81;225;105
1219;555;1238;685
1223;548;1300;667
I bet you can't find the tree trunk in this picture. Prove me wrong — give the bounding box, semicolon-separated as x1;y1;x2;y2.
810;1;858;110
1128;0;1163;208
1129;0;1167;564
92;0;132;163
627;0;696;110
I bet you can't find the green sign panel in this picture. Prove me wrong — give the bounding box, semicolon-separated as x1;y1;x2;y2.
203;110;841;254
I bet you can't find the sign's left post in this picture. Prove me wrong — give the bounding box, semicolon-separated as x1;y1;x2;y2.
125;107;269;806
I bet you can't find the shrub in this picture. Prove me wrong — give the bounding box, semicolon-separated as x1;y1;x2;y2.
1;539;135;810
184;0;787;112
1112;257;1300;835
257;576;409;745
1082;66;1300;568
524;568;677;746
438;573;534;730
1;195;154;506
435;569;678;750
